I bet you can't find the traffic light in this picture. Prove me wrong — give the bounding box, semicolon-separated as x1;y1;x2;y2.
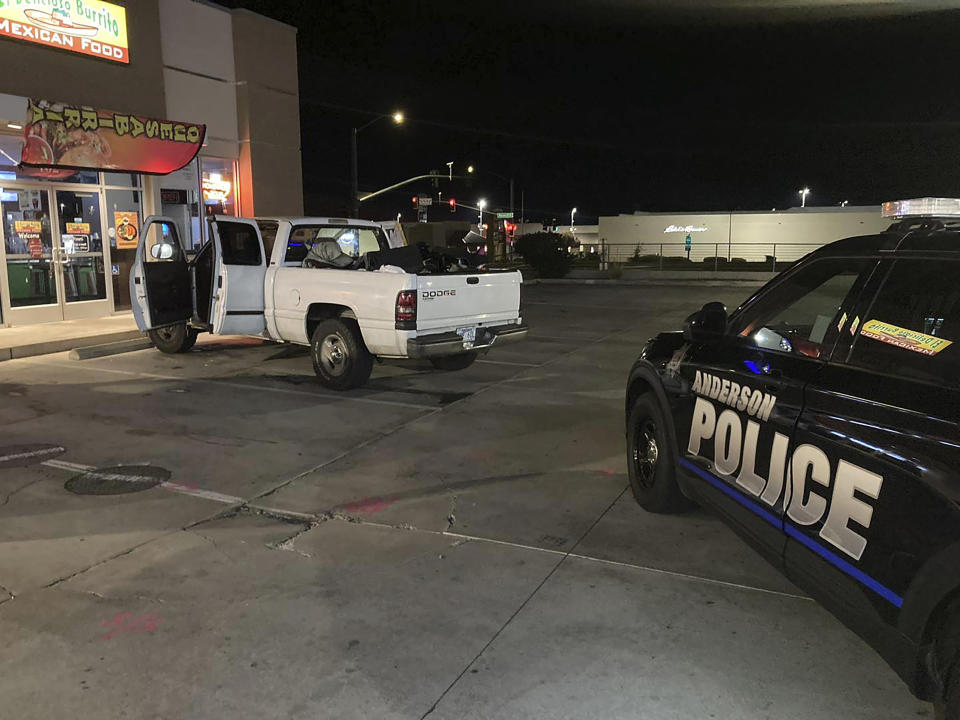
412;195;419;208
448;197;457;213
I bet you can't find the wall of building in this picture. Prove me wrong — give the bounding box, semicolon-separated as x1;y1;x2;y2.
598;208;890;263
233;9;303;217
159;0;239;162
0;0;166;119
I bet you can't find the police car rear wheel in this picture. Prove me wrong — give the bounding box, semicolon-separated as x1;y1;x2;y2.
627;393;692;513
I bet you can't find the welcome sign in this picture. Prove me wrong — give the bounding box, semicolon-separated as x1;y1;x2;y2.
0;0;129;64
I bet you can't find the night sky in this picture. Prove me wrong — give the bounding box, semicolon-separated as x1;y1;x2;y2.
218;1;960;224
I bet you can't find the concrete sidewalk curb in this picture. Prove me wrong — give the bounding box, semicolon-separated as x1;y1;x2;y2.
69;337;154;361
0;329;146;362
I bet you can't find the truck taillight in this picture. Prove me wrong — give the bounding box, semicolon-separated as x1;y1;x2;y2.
518;282;524;318
395;290;417;329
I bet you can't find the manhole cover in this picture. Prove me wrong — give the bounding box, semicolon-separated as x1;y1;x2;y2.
65;465;170;496
0;444;65;469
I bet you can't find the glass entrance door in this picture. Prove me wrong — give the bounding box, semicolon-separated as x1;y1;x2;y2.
54;189;109;320
1;186;112;324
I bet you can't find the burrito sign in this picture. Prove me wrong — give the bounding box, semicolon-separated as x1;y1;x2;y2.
20;99;205;175
0;0;129;63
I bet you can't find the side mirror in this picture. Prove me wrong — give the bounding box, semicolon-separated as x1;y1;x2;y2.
683;301;727;343
150;243;174;260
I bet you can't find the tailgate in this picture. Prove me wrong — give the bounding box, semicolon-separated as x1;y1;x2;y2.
416;271;521;333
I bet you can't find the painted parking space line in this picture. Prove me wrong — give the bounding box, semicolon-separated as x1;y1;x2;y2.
41;458;245;507
476;359;542;368
0;446;65;464
21;359;436;410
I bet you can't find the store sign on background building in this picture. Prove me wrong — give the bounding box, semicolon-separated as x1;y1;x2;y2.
0;0;129;64
20;99;206;175
664;224;709;233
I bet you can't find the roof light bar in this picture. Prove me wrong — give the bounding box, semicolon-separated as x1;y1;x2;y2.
882;197;960;218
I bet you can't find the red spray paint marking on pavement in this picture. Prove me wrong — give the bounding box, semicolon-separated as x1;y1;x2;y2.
339;496;396;515
100;612;162;640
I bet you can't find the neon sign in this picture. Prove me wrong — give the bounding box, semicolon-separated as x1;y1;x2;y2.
202;173;232;204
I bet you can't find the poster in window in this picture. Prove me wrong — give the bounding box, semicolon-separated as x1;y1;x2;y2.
114;211;139;249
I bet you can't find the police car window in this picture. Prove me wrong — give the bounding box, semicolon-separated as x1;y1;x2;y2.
284;225;386;263
733;259;870;359
846;260;960;385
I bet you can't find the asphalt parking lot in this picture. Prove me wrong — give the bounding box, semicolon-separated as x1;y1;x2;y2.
0;282;931;719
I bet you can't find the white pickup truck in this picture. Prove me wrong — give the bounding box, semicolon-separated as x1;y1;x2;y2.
130;215;527;389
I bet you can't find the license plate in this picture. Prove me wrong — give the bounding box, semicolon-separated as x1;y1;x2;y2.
456;326;476;347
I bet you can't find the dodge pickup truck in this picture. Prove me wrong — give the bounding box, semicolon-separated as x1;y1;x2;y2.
130;215;527;390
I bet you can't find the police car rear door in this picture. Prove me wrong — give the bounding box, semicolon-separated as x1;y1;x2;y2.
677;256;876;566
787;254;960;627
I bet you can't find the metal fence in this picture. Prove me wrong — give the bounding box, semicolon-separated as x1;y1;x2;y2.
590;241;825;272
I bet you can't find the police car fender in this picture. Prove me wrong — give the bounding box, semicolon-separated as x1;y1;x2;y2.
687;370;883;562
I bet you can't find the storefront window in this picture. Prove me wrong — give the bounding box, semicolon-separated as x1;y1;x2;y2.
160;159;202;250
105;188;142;311
201;157;237;219
103;172;141;187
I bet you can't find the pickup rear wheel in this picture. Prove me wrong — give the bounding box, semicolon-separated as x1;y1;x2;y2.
627;392;693;513
429;352;478;371
310;318;373;390
149;323;198;354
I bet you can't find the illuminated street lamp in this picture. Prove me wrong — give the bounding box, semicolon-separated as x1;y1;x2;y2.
799;187;811;208
467;165;475;174
350;109;404;217
477;198;487;229
570;206;577;231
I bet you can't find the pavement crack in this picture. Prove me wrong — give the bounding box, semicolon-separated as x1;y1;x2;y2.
0;477;43;507
445;494;458;532
419;484;629;720
265;522;314;558
188;529;239;564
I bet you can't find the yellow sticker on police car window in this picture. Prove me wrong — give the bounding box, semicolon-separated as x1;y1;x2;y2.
860;319;953;356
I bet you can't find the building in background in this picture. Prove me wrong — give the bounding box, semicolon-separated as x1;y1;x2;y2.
596;206;888;264
0;0;302;329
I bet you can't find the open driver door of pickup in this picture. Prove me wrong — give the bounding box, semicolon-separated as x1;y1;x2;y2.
130;216;192;332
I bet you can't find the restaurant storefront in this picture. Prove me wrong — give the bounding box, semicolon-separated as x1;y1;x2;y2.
0;0;302;330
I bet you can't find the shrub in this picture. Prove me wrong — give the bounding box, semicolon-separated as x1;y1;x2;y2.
514;232;572;278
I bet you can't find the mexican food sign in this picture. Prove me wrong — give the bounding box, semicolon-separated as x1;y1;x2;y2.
0;0;129;64
21;99;205;175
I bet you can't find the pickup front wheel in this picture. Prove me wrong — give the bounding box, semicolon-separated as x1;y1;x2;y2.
149;323;198;354
310;318;374;390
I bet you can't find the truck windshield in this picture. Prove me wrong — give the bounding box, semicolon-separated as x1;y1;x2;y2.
285;225;388;264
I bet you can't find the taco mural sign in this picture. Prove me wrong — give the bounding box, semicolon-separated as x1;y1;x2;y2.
21;99;205;175
0;0;129;63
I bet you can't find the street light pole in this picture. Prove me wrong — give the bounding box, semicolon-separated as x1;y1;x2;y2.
570;207;577;231
350;110;404;218
799;186;810;208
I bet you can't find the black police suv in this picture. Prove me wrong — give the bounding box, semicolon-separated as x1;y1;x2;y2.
625;208;960;714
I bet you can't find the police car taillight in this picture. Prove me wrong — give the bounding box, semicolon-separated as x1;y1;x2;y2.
882;197;960;218
395;290;417;330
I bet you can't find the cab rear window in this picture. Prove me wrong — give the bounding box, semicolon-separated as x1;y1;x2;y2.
846;259;960;386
